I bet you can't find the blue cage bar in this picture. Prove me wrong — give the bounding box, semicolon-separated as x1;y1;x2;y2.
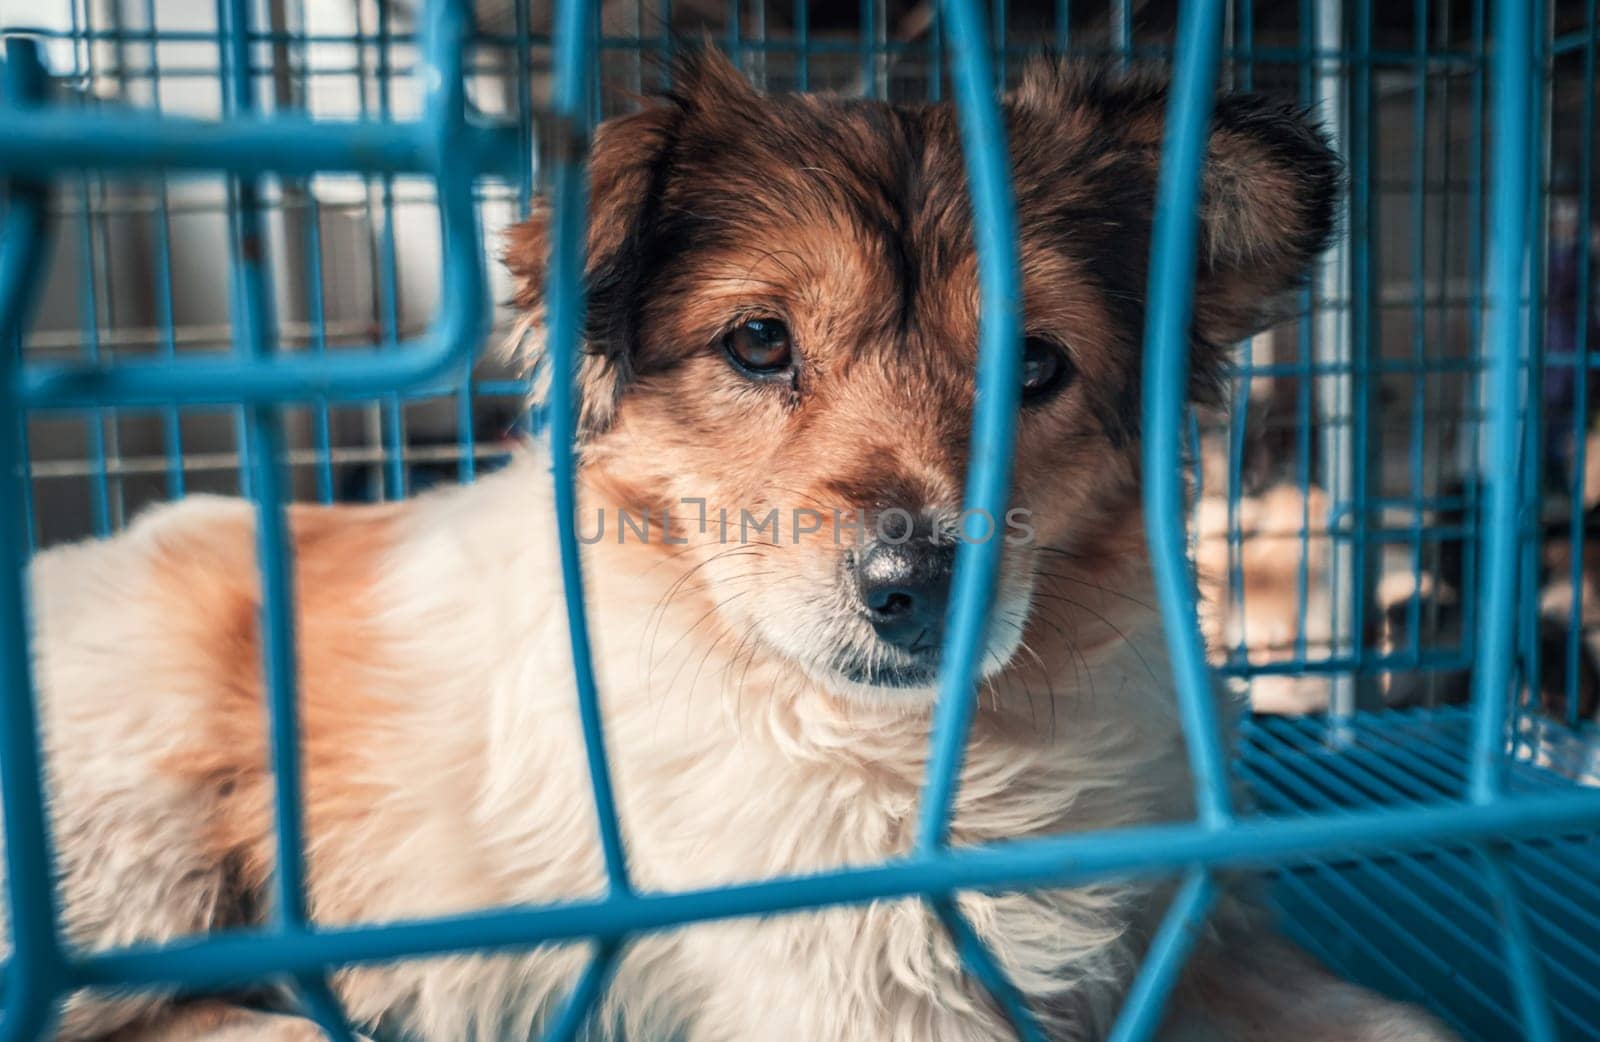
3;1;1600;1041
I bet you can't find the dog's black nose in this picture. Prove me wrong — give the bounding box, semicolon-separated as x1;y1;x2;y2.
856;539;954;651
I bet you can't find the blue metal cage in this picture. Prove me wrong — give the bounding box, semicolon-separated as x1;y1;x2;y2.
1;1;1599;1040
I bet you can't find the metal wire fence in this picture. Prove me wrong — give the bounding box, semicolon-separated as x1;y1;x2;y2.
1;1;1599;1040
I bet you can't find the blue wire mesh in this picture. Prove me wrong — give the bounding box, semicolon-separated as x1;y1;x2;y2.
1;2;1599;1041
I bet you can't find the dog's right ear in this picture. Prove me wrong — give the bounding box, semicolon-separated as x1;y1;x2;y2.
502;48;760;436
501;102;677;435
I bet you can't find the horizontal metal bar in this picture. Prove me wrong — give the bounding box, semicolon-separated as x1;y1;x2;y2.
68;790;1600;995
34;183;522;224
1224;357;1485;378
23;439;522;481
18;347;476;406
0;112;521;180
8;25;1495;67
1201;523;1474;546
1220;649;1474;678
1549;26;1600;56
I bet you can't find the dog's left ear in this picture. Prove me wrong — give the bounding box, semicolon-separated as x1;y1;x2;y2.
1186;87;1342;349
1013;61;1341;355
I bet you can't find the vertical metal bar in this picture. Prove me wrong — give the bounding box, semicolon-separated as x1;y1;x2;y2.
71;181;111;535
222;0;292;923
1138;0;1234;829
915;0;1023;852
795;0;809;92
217;0;355;1037
1112;0;1131;66
659;0;674;85
1459;0;1485;710
375;0;405;501
1186;410;1203;565
931;900;1048;1042
423;0;491;476
1235;0;1253;90
549;0;632;896
292;975;360;1042
751;0;768;97
1314;0;1360;715
456;371;477;482
589;0;603;127
1104;869;1215;1042
1478;848;1558;1042
1517;0;1554;749
513;0;534;214
301;194;336;502
725;0;742;71
1343;0;1383;714
91;0;129;529
537;943;621;1042
68;0;111;536
627;0;644;98
1567;0;1599;730
141;0;186;499
1291;0;1315;669
1225;335;1251;672
861;0;883;98
454;0;477;496
1425;0;1452;698
872;0;887;99
352;0;385;502
0;42;67;1042
1406;0;1431;665
993;0;1006;89
11;329;36;556
282;0;335;503
1471;0;1535;803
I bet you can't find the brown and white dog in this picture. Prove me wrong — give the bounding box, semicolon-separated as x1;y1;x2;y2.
20;54;1456;1042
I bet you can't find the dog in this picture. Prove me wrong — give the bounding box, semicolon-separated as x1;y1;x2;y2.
18;52;1458;1042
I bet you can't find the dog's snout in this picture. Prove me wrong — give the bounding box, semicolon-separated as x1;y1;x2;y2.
856;539;954;651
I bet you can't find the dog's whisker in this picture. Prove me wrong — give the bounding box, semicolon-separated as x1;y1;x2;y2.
1026;601;1097;705
1029;591;1161;685
1028;561;1160;614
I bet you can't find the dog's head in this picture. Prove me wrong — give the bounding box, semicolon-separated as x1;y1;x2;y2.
506;52;1338;705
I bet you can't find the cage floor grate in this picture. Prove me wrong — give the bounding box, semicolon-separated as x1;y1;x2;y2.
1241;710;1600;1041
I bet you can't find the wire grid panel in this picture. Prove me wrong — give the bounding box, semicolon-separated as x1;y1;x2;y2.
2;2;1600;1042
12;0;1595;723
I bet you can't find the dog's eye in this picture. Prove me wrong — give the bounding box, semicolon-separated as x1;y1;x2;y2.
1021;337;1074;402
723;318;794;376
